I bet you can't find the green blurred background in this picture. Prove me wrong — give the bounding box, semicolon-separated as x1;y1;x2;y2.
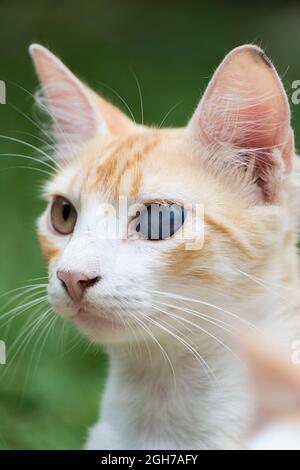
1;0;300;449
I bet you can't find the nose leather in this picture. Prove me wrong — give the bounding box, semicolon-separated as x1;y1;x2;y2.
57;271;100;304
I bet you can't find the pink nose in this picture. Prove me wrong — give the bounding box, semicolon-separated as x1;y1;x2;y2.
57;271;101;304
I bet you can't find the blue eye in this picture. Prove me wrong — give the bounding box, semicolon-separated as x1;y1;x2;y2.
136;204;185;240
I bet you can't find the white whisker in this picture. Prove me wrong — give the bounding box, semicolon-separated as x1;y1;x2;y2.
134;302;216;382
131;71;144;125
129;310;177;389
150;289;260;333
151;302;244;368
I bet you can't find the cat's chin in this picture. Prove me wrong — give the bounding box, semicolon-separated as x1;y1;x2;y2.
50;295;153;344
70;308;134;344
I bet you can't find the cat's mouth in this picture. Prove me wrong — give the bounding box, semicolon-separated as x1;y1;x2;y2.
49;289;152;341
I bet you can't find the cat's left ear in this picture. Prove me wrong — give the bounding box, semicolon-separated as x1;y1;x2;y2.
29;44;134;162
188;45;294;202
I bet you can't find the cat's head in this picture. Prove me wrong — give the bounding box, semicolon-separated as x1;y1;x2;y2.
30;44;297;345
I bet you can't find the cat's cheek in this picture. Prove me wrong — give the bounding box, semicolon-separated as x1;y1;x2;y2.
37;232;60;263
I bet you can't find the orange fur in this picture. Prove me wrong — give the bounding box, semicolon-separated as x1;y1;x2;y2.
38;233;59;262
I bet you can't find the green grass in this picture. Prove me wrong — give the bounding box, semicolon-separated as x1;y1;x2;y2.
1;0;300;449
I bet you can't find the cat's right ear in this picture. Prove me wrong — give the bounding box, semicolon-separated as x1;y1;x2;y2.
29;44;134;162
187;45;294;203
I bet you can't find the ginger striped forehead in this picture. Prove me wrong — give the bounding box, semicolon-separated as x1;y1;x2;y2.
83;132;160;201
45;129;203;206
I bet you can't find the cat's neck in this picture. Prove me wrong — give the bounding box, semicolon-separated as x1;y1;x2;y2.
101;339;247;449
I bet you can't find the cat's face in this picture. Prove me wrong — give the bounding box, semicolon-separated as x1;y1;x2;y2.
31;44;295;344
38;129;234;344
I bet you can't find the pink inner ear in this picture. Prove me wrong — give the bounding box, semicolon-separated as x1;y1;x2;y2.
198;48;290;152
189;46;293;202
30;45;106;160
42;79;100;144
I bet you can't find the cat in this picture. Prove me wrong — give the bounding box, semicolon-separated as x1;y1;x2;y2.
29;43;300;449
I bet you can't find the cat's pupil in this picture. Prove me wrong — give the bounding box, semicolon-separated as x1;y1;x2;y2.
62;202;71;221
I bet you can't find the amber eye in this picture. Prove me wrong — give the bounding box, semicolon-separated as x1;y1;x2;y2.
50;197;77;235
